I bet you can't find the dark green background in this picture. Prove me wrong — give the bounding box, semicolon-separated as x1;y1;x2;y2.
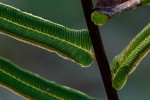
0;0;150;100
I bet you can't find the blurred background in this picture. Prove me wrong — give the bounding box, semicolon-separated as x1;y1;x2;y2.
0;0;150;100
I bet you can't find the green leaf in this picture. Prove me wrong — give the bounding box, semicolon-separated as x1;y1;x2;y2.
91;11;109;26
0;56;96;100
111;23;150;90
141;0;150;5
0;2;94;67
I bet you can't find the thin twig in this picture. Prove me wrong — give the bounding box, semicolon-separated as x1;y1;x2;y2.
81;0;119;100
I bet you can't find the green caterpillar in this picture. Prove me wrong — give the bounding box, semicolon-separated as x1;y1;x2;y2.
111;23;150;90
0;2;94;67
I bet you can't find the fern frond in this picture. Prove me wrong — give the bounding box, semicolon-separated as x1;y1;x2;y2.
0;2;94;67
0;56;96;100
111;23;150;90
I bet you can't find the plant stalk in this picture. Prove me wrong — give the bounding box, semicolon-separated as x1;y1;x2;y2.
81;0;119;100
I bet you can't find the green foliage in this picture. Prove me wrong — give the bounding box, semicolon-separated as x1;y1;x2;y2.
0;2;94;67
92;0;150;90
0;2;96;99
2;0;149;99
91;11;109;26
111;23;150;90
0;56;95;100
141;0;150;5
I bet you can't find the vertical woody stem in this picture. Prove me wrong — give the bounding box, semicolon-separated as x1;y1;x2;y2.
81;0;119;100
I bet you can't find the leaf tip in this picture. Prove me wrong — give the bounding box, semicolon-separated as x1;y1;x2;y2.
91;11;109;26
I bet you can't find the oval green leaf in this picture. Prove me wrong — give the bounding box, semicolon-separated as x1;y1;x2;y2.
91;11;109;26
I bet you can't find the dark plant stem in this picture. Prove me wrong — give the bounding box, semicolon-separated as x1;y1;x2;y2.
81;0;119;100
96;0;122;7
